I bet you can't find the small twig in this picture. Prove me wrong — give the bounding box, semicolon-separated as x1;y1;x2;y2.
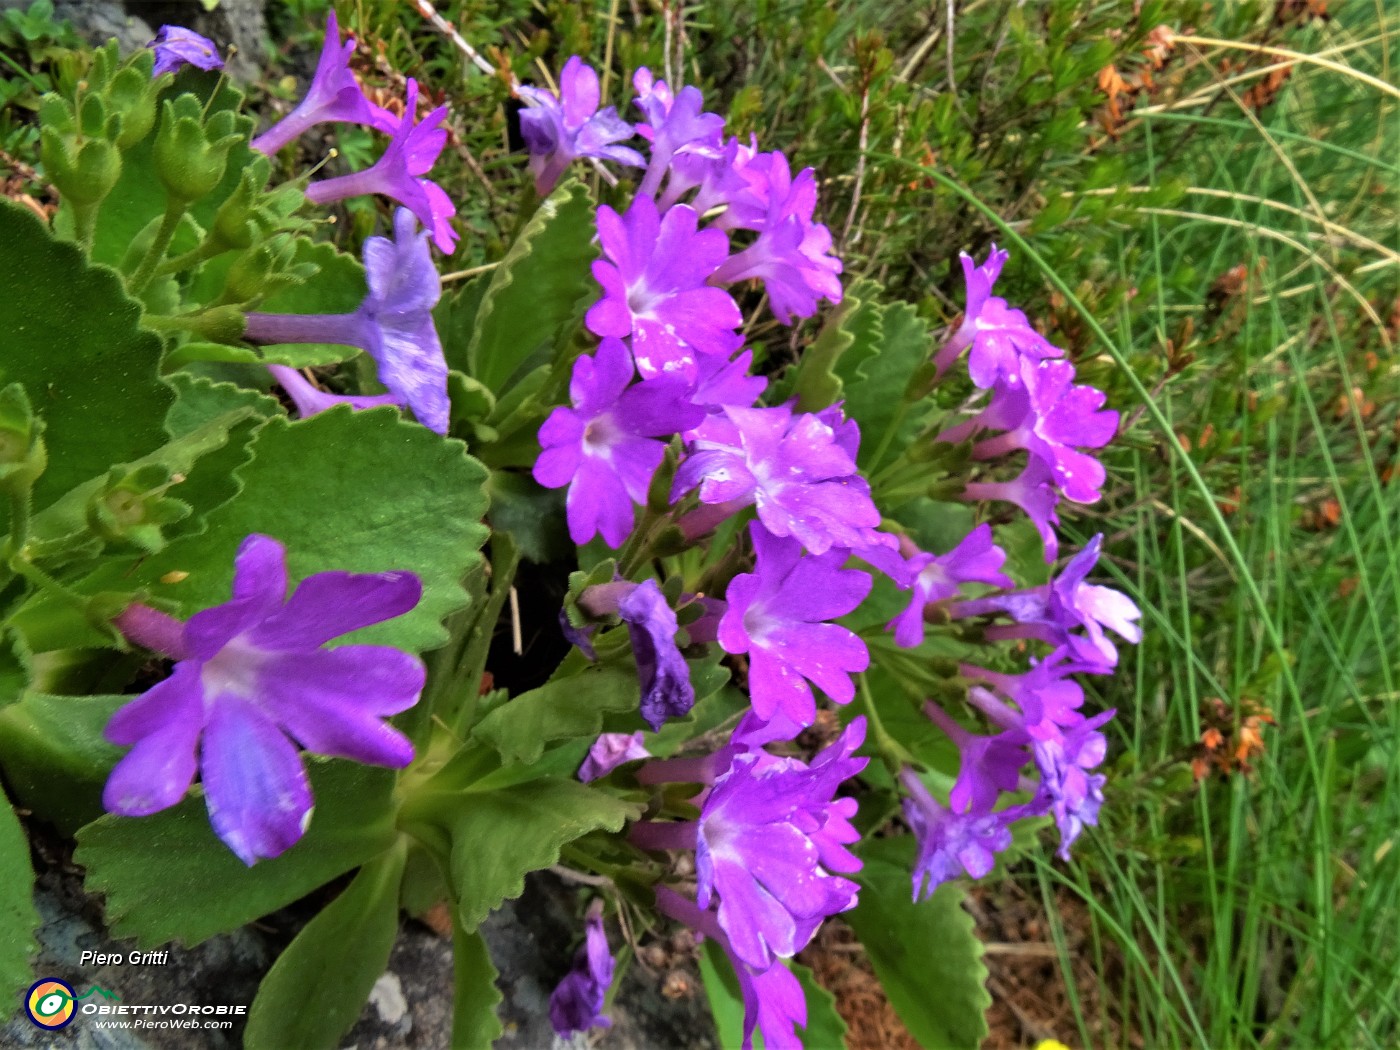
509;585;522;656
440;261;500;284
410;0;499;79
549;865;614;888
840;85;871;251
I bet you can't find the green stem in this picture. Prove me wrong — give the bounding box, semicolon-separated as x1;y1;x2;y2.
129;199;187;295
857;672;915;773
71;202;99;253
156;237;227;277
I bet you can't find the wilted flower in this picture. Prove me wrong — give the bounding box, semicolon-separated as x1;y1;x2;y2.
102;534;424;865
245;209;449;434
249;12;396;156
578;732;651;782
548;907;615;1036
149;26;223;78
618;579;695;730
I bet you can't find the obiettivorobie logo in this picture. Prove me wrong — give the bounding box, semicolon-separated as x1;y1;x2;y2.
24;978;120;1029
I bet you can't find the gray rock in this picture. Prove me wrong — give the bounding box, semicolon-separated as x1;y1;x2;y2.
4;854;717;1050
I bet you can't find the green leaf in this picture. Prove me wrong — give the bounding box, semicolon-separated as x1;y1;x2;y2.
698;942;846;1050
75;761;399;947
81;407;489;654
244;842;407;1050
843;836;990;1049
473;665;640;766
0;201;173;520
448;776;636;930
0;693;126;835
435;275;490;377
466;179;597;392
835;300;932;474
781;279;881;410
162;372;278;441
484;470;571;565
0;789;38;1018
451;919;504;1050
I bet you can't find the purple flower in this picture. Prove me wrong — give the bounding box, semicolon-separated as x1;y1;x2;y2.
962;648;1091;742
518;56;644;195
305;79;458;253
632;69;726;199
654;888;807;1050
1033;709;1113;858
900;768;1024;899
619;579;695;730
883;524;1014;648
578;731;651;782
696;718;867;968
585;196;743;380
957;534;1142;671
971;359;1119;505
932;245;1062;387
964;457;1062;562
149;26;223;77
660;136;769;231
245;209;449;434
719;524;871;731
533;337;704;547
102;535;423;865
923;703;1030;814
548;908;615;1036
710;153;843;324
250;13;396;156
688;348;767;417
673;404;885;555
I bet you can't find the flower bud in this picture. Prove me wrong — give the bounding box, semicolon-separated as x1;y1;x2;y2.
38;94;122;206
86;465;190;553
0;384;48;492
153;95;241;202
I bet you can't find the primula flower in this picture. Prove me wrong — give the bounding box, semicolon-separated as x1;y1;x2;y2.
305;79;458;253
578;731;651;782
932;245;1062;387
586;196;743;380
660;136;769;231
962;648;1092;742
618;579;695;730
957;534;1142;671
880;523;1014;649
673;404;885;555
632;69;726;198
149;26;223;77
964;457;1062;562
901;768;1025;899
923;703;1030;814
1033;710;1113;858
710;153;843;324
245;209;449;434
969;359;1120;505
250;13;396;156
718;524;871;731
697;719;867;968
548;908;615;1036
518;56;644;195
533;337;704;547
654;888;806;1050
102;535;424;866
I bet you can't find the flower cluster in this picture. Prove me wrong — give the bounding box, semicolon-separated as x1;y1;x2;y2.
521;60;1139;1040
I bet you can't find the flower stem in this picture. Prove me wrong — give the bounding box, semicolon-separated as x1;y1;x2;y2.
628;819;699;853
129;199;188;295
113;603;189;661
